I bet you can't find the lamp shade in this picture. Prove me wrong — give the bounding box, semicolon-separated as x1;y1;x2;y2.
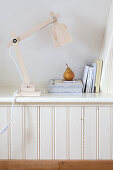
51;22;73;47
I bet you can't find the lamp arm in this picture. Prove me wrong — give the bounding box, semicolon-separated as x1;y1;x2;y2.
7;14;58;90
19;18;55;41
7;18;55;47
10;32;30;84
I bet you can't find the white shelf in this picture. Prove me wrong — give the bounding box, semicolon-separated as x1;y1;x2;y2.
0;88;113;104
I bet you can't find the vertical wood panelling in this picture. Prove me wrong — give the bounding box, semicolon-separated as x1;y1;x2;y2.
70;107;81;159
0;104;112;160
37;107;40;159
55;107;67;159
96;107;99;160
52;107;55;160
82;107;85;160
0;107;8;159
84;107;96;159
99;107;111;159
40;107;53;159
66;107;70;159
110;106;113;160
11;106;23;159
110;106;113;159
22;107;26;159
8;106;11;159
25;106;37;159
81;107;84;160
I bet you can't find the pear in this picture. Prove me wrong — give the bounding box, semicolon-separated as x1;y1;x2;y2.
63;64;75;81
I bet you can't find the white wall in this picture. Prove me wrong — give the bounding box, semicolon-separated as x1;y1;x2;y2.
0;0;111;89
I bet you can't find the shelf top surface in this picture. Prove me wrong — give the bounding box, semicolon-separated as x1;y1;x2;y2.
0;88;113;103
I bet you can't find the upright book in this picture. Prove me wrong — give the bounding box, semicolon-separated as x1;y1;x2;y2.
82;65;95;93
94;60;103;93
85;66;94;93
82;65;89;92
91;63;97;92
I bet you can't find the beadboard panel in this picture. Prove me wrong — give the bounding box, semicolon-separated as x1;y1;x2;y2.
0;107;8;159
40;107;53;159
11;107;23;159
55;107;67;159
0;105;112;160
25;106;38;159
111;106;113;160
99;107;111;159
70;107;81;159
84;107;97;159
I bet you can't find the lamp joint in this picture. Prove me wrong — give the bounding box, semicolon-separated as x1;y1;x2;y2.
13;39;18;43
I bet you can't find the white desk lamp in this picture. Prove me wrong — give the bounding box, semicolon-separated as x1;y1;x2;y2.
0;12;73;134
7;12;73;97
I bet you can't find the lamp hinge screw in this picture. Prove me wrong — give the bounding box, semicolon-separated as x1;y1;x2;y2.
13;39;17;43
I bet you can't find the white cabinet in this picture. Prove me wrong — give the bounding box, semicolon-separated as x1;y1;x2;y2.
0;107;8;159
0;104;112;160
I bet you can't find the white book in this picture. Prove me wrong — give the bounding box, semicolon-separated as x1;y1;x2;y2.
82;65;89;92
55;79;78;84
86;66;94;93
48;79;83;94
49;79;83;87
48;87;83;93
91;63;97;92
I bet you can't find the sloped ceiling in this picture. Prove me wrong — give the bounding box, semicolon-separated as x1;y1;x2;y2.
0;0;112;88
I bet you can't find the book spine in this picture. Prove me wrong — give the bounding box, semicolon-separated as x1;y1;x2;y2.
82;65;89;92
94;60;103;93
91;63;97;93
86;67;93;93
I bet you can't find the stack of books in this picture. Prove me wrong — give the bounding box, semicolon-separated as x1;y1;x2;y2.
48;79;83;94
82;60;103;93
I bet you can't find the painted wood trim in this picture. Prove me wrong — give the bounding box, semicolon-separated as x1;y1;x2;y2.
1;92;113;104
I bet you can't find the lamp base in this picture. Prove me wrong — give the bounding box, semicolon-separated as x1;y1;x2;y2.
15;83;41;97
15;90;41;97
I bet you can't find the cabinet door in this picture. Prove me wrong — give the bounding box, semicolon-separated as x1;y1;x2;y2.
99;106;111;159
40;107;53;159
0;106;8;159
